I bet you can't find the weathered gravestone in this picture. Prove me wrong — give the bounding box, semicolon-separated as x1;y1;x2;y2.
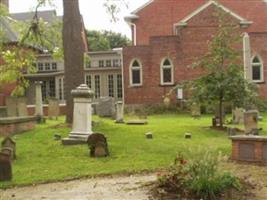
6;97;17;117
191;103;201;118
96;97;115;118
145;132;153;139
6;97;28;117
62;84;94;145
1;137;16;160
126;120;148;125
17;98;28;117
0;152;12;181
244;110;258;135
233;108;244;124
115;101;124;123
48;98;60;119
184;133;192;139
87;133;109;157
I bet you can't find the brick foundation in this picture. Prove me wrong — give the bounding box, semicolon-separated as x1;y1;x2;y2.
230;136;267;163
0;116;37;137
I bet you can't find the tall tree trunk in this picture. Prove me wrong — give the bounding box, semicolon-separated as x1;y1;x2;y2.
219;90;224;127
63;0;85;123
219;99;223;127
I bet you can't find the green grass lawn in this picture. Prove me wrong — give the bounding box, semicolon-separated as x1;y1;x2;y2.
0;113;266;188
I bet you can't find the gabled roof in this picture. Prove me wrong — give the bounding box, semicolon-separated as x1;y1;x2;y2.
131;0;154;14
174;0;252;27
128;0;267;33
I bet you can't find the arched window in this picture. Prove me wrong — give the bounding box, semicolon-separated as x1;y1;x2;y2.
130;59;142;86
160;58;174;85
251;56;264;82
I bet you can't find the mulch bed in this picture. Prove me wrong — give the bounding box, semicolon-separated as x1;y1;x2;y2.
149;178;255;200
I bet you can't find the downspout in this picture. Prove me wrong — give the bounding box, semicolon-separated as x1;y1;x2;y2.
243;32;252;82
128;22;137;46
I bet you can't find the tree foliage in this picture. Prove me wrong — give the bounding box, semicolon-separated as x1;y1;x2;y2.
186;10;257;126
86;30;130;51
0;1;62;97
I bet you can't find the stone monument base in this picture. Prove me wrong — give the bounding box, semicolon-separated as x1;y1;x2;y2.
62;132;92;145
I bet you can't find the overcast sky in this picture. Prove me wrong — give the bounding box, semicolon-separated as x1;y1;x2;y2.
9;0;149;38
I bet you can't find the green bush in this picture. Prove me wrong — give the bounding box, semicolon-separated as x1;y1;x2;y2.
158;148;240;200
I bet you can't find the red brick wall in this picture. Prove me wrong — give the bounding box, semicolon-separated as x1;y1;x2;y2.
27;104;66;116
0;121;36;137
133;0;206;45
250;33;267;99
124;2;267;105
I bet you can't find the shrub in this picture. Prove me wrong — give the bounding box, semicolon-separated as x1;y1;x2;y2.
158;148;240;200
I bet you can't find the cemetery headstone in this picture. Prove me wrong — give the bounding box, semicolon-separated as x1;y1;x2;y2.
1;137;16;160
0;152;12;181
87;133;109;157
48;98;60;119
233;108;244;124
145;132;153;139
6;97;17;117
17;97;28;117
115;101;124;123
62;84;94;145
244;110;258;135
126;120;148;125
184;133;192;139
96;97;115;118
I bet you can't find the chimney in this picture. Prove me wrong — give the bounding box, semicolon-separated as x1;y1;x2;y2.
0;0;9;12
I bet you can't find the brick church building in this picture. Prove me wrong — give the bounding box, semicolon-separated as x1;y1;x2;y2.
123;0;267;106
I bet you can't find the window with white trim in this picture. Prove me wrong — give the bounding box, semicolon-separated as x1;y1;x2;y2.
130;59;142;86
160;58;174;85
45;63;50;70
251;56;264;82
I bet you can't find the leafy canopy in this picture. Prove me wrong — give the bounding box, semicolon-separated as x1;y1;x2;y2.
187;9;257;109
86;30;131;51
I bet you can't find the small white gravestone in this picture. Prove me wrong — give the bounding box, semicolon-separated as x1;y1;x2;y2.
176;88;183;100
115;101;124;123
35;81;43;117
62;84;94;145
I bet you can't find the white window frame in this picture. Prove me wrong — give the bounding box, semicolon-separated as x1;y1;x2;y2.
160;58;174;85
129;59;142;87
251;55;264;83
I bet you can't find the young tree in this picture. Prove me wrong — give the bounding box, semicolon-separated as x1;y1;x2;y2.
187;10;257;127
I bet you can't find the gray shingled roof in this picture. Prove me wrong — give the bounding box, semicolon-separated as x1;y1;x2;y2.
0;16;18;42
10;10;61;23
0;10;60;45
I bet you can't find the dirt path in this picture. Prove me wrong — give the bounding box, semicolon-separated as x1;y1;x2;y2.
0;174;157;200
